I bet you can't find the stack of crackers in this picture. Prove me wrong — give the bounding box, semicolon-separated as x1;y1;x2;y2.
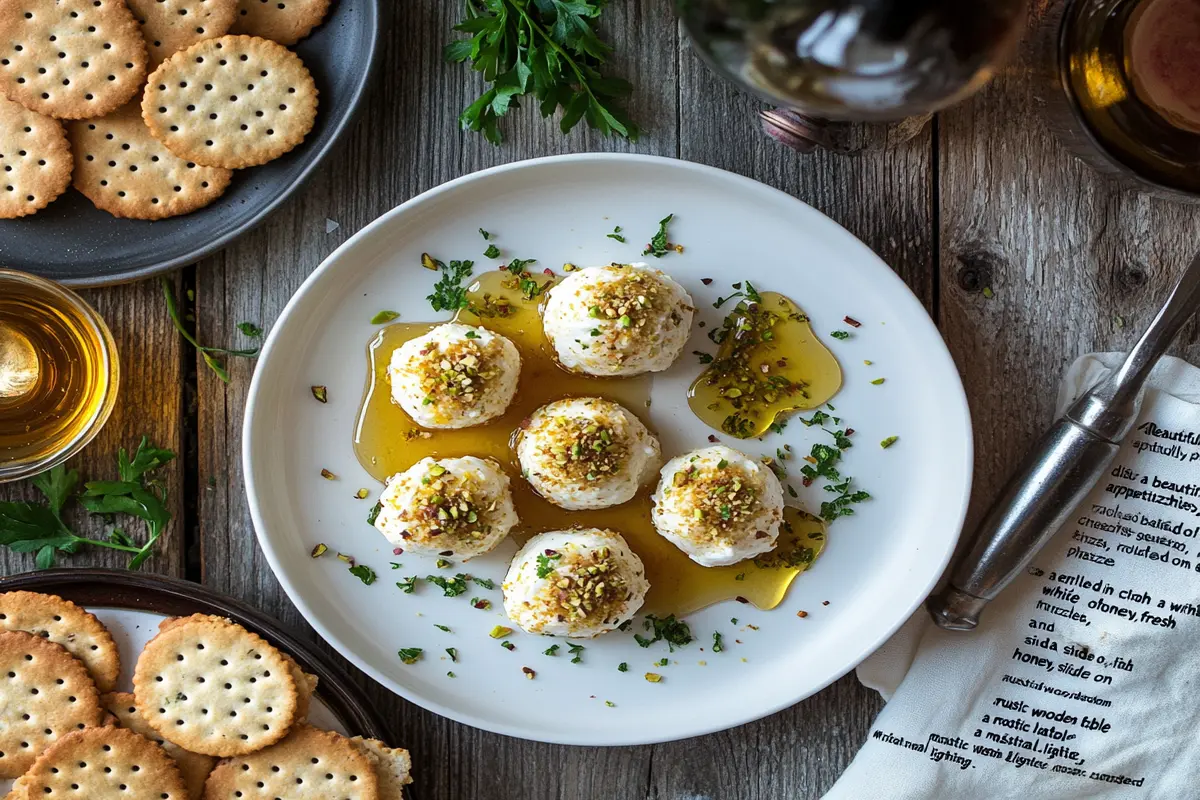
0;0;327;220
0;590;412;799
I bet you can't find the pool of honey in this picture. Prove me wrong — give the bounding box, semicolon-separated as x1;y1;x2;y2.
353;271;827;616
689;291;841;439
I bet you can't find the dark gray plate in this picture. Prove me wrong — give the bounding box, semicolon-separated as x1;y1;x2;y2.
0;1;383;287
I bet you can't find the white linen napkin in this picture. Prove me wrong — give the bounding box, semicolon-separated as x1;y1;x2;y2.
825;354;1200;800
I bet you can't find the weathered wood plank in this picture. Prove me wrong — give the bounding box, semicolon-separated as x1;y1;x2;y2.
0;277;186;578
196;3;678;799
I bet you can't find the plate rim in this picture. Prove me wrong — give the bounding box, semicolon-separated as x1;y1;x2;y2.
242;152;975;745
0;567;394;743
53;0;386;288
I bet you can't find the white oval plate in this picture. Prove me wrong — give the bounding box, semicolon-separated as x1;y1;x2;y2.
243;154;972;746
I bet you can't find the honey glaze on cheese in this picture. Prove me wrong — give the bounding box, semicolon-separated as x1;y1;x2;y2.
354;269;826;615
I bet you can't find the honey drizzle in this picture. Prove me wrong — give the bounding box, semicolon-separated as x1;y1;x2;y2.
353;270;828;616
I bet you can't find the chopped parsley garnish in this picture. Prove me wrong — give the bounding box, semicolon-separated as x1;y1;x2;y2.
435;558;452;569
471;575;496;590
434;624;451;632
655;657;668;667
633;615;693;652
370;310;400;324
505;257;536;275
543;644;560;656
426;573;468;597
744;282;762;303
734;572;746;581
568;643;585;664
713;290;743;309
479;228;492;240
617;662;629;672
426;256;475;312
693;350;714;364
607;225;626;243
348;565;376;585
881;436;899;449
712;632;725;653
447;671;456;678
237;321;263;338
397;648;423;665
446;647;458;662
390;562;402;569
830;330;851;340
536;551;561;579
396;576;418;593
501;641;516;651
519;276;545;300
643;214;675;258
800;433;871;520
605;700;616;707
484;244;501;259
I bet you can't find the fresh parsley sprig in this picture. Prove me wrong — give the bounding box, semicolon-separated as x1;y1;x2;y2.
445;0;638;144
0;438;175;570
161;277;261;383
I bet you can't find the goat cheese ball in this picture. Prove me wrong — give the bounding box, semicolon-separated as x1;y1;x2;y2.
503;529;649;638
542;263;694;377
651;445;785;567
516;398;661;511
389;323;521;429
374;456;518;559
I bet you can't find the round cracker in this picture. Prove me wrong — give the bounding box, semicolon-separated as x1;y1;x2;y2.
132;613;298;757
69;100;232;219
230;0;330;46
128;0;238;69
0;95;72;218
202;724;379;800
0;591;119;692
350;736;413;800
103;692;217;799
0;630;104;779
141;34;317;169
0;0;148;119
22;725;189;799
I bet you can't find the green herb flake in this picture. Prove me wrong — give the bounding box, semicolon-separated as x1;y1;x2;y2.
396;576;418;594
607;226;626;243
390;562;403;569
447;671;456;678
655;657;668;667
643;214;676;258
160;277;259;383
543;644;560;656
237;322;263;338
536;551;561;579
712;632;725;653
501;641;516;651
734;572;746;581
830;330;851;340
348;564;376;585
568;643;585;664
427;574;468;597
370;310;401;325
479;228;492;240
367;502;383;526
434;624;451;632
397;648;423;665
617;662;629;672
484;244;501;259
435;558;452;569
426;257;475;312
605;700;616;707
446;647;458;662
471;575;496;590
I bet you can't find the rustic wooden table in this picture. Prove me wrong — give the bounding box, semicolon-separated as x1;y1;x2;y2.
5;3;1200;798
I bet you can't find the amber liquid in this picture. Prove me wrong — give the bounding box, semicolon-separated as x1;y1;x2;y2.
0;277;115;474
353;271;828;616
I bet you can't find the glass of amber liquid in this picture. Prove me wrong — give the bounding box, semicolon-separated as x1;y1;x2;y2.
0;270;119;483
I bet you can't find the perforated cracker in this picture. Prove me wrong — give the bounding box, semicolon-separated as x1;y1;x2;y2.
0;0;148;119
279;653;317;722
128;0;237;69
202;724;379;800
132;614;298;757
0;630;103;778
21;725;189;799
103;692;216;799
230;0;330;46
0;95;71;218
350;736;412;800
141;34;317;169
0;591;119;692
69;100;231;218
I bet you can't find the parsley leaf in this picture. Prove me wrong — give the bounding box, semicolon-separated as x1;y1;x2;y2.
237;322;263;338
348;564;377;585
607;226;625;243
161;277;259;383
445;0;639;145
426;573;469;597
484;244;501;259
397;648;423;665
536;552;561;579
643;214;675;258
633;614;693;652
426;257;475;312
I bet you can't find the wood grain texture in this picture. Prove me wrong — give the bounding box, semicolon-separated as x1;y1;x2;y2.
0;277;186;577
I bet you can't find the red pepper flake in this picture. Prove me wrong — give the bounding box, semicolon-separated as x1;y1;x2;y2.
844;316;862;328
701;278;714;285
707;434;719;443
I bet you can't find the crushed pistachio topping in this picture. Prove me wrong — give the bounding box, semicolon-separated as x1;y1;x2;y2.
668;460;763;542
320;468;337;480
311;385;328;403
644;672;662;683
590;268;664;336
310;543;328;558
354;488;370;500
489;625;514;639
402;465;495;545
522;666;536;679
533;411;629;484
414;336;501;414
533;545;629;625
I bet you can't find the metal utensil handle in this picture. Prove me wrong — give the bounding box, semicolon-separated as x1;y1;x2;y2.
928;250;1200;631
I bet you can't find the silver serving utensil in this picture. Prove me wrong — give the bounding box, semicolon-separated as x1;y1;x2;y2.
927;250;1200;631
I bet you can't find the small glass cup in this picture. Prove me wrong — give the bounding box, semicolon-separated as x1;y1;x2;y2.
0;270;120;483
